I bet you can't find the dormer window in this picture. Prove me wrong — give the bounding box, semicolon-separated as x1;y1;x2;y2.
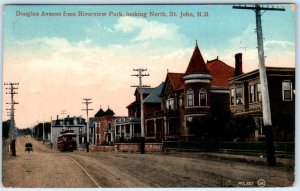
199;89;207;106
187;89;194;107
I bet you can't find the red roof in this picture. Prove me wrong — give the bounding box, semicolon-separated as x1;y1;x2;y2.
185;43;210;75
207;58;235;87
166;59;235;90
168;72;185;91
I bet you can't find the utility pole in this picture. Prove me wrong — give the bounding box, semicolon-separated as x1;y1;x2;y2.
82;98;93;144
233;4;285;166
4;82;19;156
60;110;67;137
60;110;67;127
50;117;53;148
131;69;150;154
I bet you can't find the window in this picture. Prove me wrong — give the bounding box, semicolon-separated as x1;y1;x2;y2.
186;116;193;122
230;89;235;105
79;128;82;133
179;97;183;107
250;85;255;103
166;98;174;110
236;87;243;105
187;89;194;107
282;81;292;101
199;89;207;106
256;84;262;102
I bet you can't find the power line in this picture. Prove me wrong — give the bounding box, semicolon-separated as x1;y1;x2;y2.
131;68;149;154
4;82;19;156
233;4;285;166
82;98;93;144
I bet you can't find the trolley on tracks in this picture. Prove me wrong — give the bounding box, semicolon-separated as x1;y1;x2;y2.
57;130;77;152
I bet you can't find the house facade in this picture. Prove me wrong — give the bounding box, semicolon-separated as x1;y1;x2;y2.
114;83;164;142
229;66;295;141
93;107;119;145
50;115;86;148
145;42;237;141
114;117;141;141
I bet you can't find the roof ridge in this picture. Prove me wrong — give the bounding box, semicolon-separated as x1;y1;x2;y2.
207;59;235;69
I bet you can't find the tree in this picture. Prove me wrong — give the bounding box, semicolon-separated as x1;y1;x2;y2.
2;120;10;138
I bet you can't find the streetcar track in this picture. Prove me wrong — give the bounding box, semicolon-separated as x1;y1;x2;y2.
68;156;101;187
70;153;160;188
92;156;160;188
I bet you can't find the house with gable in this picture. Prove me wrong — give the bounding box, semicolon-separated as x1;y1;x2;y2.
145;42;238;141
114;82;164;142
93;106;118;145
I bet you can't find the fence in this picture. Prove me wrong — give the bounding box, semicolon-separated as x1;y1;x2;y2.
162;141;294;155
89;143;162;152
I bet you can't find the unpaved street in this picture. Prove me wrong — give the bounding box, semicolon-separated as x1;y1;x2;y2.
2;136;294;188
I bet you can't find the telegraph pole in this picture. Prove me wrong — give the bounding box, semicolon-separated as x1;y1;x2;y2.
131;69;150;154
4;82;19;156
233;4;285;166
82;98;93;144
60;110;67;128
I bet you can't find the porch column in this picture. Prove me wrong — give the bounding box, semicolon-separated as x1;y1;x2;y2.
114;125;117;141
130;123;133;139
145;119;148;138
154;119;157;138
164;117;167;140
133;124;135;137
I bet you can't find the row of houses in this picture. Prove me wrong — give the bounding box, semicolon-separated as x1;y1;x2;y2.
50;42;295;147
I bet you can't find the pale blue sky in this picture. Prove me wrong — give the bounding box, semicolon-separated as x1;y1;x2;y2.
4;4;295;50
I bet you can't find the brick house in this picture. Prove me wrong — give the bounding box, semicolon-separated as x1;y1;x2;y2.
229;62;295;141
93;107;118;145
145;42;237;141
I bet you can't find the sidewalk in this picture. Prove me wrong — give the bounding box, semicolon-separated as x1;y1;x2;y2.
200;152;294;168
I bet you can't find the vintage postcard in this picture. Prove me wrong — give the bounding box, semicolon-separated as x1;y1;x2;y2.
1;3;296;189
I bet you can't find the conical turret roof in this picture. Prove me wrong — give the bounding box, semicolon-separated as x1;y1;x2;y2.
105;107;115;116
185;42;210;75
94;108;105;117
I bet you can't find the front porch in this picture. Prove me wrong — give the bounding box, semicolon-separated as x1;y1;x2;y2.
114;117;141;142
145;110;179;141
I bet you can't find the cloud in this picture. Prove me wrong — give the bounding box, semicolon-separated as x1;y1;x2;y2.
3;22;295;128
114;17;184;42
3;35;192;128
264;40;294;49
204;24;295;73
229;24;257;49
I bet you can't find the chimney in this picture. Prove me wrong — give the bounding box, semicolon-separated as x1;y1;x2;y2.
235;53;243;76
56;115;59;120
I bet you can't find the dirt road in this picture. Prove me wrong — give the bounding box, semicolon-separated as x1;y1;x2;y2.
2;136;295;188
2;136;97;188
